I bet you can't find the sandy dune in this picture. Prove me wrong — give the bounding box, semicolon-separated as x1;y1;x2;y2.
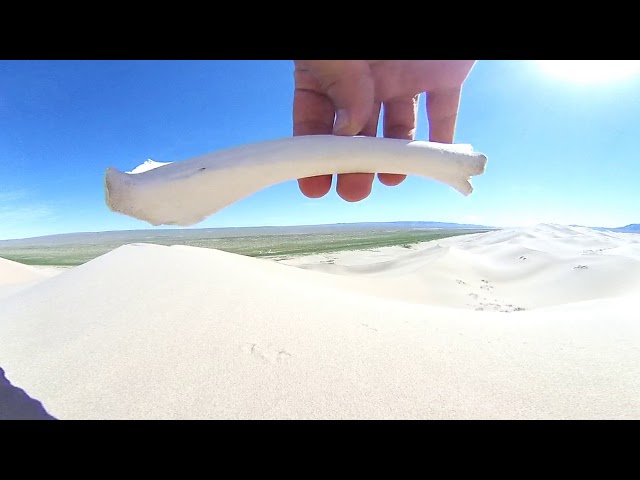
0;258;62;300
0;257;50;287
280;223;640;311
0;224;638;419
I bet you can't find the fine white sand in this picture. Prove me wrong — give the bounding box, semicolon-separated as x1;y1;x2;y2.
0;224;638;419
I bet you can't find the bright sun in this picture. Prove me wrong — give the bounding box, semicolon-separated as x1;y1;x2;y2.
537;60;640;84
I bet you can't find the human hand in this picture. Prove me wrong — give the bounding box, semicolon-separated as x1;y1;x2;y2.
292;60;476;202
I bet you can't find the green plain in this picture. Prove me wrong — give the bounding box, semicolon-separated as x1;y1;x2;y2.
0;229;486;267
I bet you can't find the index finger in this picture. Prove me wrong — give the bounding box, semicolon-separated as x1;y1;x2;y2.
293;68;335;136
292;67;335;197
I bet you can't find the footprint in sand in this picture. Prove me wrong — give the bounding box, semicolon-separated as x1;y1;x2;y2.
361;323;379;332
480;279;494;292
476;302;526;313
458;279;524;312
241;342;293;364
469;280;526;313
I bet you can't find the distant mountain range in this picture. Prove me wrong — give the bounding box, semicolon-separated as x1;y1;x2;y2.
574;224;640;233
326;221;495;230
607;224;640;233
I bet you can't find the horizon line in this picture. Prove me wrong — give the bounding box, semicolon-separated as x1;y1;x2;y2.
1;220;639;243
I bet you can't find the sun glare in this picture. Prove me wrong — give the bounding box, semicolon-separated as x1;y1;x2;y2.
537;60;640;84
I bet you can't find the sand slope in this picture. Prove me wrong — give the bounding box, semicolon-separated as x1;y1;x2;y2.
0;225;638;419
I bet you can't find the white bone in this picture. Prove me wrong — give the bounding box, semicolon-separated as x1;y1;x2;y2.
104;135;488;227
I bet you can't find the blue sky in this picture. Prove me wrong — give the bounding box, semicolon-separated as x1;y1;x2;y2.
1;60;639;240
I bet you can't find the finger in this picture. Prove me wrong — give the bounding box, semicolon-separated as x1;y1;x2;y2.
293;67;335;136
426;86;462;143
302;60;374;136
293;67;335;198
377;95;419;186
336;103;381;202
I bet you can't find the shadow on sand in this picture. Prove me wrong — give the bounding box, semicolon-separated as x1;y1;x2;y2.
0;366;57;420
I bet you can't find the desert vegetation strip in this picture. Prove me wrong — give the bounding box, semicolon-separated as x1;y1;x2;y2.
0;229;486;267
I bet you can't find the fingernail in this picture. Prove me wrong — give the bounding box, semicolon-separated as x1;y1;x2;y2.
333;109;350;135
